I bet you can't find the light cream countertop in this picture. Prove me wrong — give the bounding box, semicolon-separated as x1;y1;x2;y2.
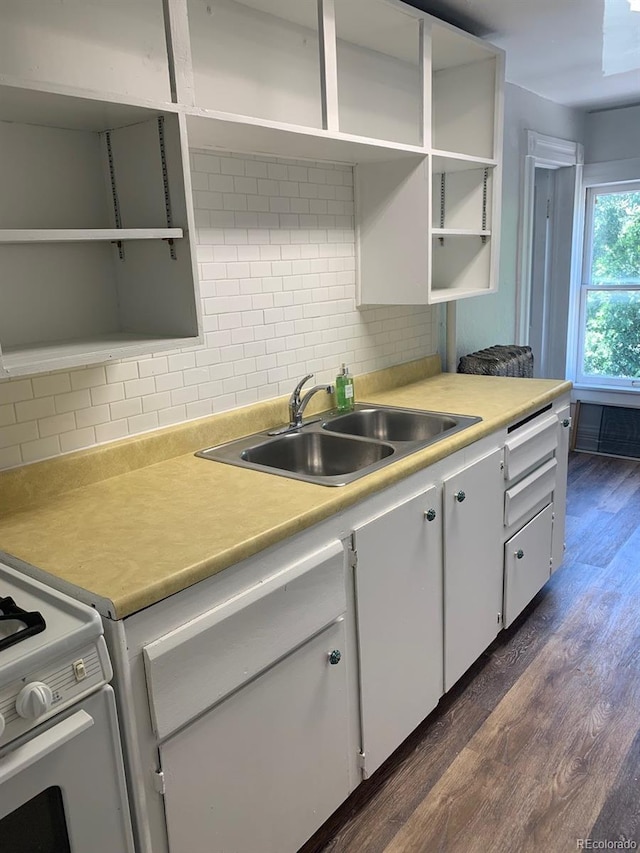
0;358;571;619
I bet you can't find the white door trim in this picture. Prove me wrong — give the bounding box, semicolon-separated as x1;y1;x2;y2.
516;131;584;347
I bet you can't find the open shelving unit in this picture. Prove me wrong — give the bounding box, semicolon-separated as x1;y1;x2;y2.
355;14;503;306
0;0;503;379
0;48;201;378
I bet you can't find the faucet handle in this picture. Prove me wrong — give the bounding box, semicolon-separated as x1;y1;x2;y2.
291;373;314;403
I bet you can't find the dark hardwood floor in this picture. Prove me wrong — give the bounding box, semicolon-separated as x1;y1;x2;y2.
301;452;640;853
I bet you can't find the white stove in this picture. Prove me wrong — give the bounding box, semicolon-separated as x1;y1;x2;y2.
0;556;134;853
0;560;111;748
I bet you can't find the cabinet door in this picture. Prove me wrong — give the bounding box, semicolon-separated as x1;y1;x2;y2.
443;448;503;690
159;619;350;853
552;403;571;572
504;503;553;628
353;485;443;778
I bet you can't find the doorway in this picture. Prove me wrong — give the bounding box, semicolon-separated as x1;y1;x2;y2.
517;131;583;380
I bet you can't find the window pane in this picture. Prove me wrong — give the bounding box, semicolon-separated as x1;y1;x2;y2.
583;290;640;379
591;190;640;284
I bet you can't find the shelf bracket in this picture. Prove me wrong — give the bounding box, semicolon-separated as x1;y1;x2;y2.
439;172;446;246
105;131;125;261
481;168;489;244
158;116;177;260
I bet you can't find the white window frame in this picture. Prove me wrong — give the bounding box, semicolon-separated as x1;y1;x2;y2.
575;180;640;388
568;158;640;400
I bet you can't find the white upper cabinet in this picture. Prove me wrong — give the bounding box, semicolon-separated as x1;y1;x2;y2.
0;0;172;104
187;0;323;127
0;1;201;379
356;15;504;307
0;0;504;379
334;0;423;146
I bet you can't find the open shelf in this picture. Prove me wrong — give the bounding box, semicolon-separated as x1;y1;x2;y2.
0;229;184;244
0;96;201;377
432;228;491;237
335;0;423;146
430;234;493;303
185;109;427;163
0;1;171;104
188;0;323;129
432;151;497;174
1;333;192;378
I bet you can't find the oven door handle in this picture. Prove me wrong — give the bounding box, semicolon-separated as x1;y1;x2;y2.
0;710;94;785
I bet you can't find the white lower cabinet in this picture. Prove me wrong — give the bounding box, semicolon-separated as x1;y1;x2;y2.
353;485;443;777
503;503;554;628
552;404;571;572
160;617;351;853
443;448;504;691
114;401;572;853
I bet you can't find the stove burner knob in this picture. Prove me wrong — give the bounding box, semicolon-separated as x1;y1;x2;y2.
16;682;53;720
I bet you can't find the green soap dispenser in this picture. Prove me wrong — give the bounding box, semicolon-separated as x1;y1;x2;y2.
335;363;355;412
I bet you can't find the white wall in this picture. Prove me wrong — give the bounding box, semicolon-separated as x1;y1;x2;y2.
455;83;586;363
0;151;438;472
584;104;640;164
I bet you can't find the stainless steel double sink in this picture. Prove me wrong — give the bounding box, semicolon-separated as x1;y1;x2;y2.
196;403;481;486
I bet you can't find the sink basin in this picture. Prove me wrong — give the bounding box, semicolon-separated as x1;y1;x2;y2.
323;408;459;442
196;403;481;486
240;431;394;478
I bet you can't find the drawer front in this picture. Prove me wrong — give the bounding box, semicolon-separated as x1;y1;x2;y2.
143;540;346;740
504;457;557;528
503;504;554;628
504;413;558;481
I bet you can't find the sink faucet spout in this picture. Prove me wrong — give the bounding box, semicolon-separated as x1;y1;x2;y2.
288;374;334;428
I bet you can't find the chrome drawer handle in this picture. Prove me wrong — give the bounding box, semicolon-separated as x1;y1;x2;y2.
515;549;524;559
328;650;342;665
424;508;437;522
455;490;466;503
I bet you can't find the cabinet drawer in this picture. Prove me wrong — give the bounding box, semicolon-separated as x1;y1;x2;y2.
504;413;558;481
504;458;557;528
503;504;554;628
143;540;346;740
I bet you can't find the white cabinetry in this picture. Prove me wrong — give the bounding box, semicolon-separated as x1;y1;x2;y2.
160;618;350;853
0;0;504;378
443;448;504;691
500;395;571;627
503;503;554;629
137;539;354;853
356;21;503;306
552;404;572;572
352;485;443;778
0;1;202;378
101;399;571;853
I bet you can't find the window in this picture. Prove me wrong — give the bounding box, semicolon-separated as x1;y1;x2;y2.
577;182;640;388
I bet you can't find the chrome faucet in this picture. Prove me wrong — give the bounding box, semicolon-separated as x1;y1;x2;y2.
288;374;334;428
268;374;334;435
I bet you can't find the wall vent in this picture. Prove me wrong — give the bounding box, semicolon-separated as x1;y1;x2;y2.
573;402;640;460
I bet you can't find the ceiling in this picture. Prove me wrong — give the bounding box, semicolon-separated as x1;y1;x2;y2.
410;0;640;112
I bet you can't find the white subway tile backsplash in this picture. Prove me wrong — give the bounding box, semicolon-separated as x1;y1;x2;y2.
0;150;437;471
21;436;61;463
0;377;33;405
60;428;96;453
55;390;91;414
76;405;111;429
111;398;142;421
16;397;55;423
124;378;156;400
128;412;159;433
0;404;16;427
